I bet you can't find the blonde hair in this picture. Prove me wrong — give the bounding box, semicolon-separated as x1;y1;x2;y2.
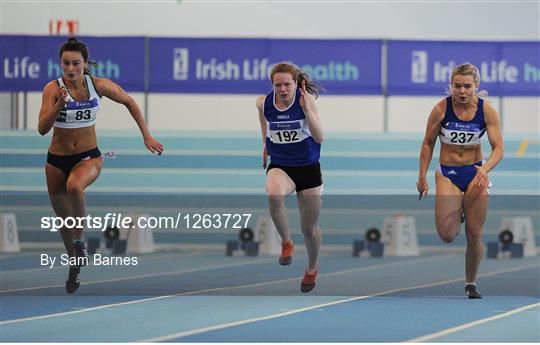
448;63;488;97
270;62;320;98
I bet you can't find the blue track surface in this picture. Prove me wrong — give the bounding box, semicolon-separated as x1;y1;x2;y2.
1;131;539;342
1;251;539;342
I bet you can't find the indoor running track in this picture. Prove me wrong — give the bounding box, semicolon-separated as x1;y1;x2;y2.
1;250;539;342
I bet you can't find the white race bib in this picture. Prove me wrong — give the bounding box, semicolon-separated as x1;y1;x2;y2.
439;122;484;146
268;121;307;144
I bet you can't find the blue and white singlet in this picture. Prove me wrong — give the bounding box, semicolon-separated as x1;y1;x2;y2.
263;89;321;166
54;75;101;129
439;96;486;146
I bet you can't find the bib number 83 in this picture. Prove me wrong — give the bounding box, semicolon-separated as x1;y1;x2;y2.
75;110;91;121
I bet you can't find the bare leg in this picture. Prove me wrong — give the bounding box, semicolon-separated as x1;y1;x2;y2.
65;158;102;240
435;171;463;243
297;186;323;272
46;164;73;256
265;168;296;242
462;176;489;284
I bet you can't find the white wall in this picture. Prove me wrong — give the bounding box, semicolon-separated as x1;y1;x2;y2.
316;96;384;132
0;93;13;129
387;97;504;132
3;1;539;40
502;98;540;134
24;93;146;132
22;92;535;135
22;92;384;132
3;1;539;134
148;95;385;132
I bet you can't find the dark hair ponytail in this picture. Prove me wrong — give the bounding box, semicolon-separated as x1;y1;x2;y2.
59;37;98;75
297;71;320;99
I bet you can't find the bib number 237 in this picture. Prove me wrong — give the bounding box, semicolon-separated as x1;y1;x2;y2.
450;131;474;143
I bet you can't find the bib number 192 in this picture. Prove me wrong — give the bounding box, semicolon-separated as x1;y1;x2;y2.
275;130;299;142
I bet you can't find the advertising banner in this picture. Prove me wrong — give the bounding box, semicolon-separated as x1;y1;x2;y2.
148;38;382;94
0;35;145;92
388;40;540;96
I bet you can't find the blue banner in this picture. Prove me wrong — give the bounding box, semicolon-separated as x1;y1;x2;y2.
0;35;145;92
3;36;538;96
388;40;540;96
148;38;382;94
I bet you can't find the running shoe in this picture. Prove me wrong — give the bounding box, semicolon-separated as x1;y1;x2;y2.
300;269;318;293
279;240;294;266
66;266;80;294
73;241;88;267
465;283;482;299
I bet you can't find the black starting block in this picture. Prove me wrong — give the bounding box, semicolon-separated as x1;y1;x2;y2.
486;242;499;258
509;243;524;258
244;242;259;256
225;240;239;256
365;228;384;257
352;228;384;258
486;229;524;259
367;242;384;257
352;240;365;257
226;228;259;256
113;240;128;254
239;227;255;250
499;230;513;251
87;238;100;255
104;226;120;241
102;226;128;254
365;228;381;243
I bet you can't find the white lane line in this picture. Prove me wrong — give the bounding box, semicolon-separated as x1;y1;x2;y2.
1;131;531;141
1;185;537;195
140;296;373;342
405;302;540;342
0;253;432;295
2;257;537;337
173;254;458;296
4;204;539;218
1;148;536;158
3;249;442;286
0;257;276;294
2;167;538;177
0;251;208;275
0;254;453;325
0;149;429;157
4;149;415;157
0;185;264;193
138;262;539;342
